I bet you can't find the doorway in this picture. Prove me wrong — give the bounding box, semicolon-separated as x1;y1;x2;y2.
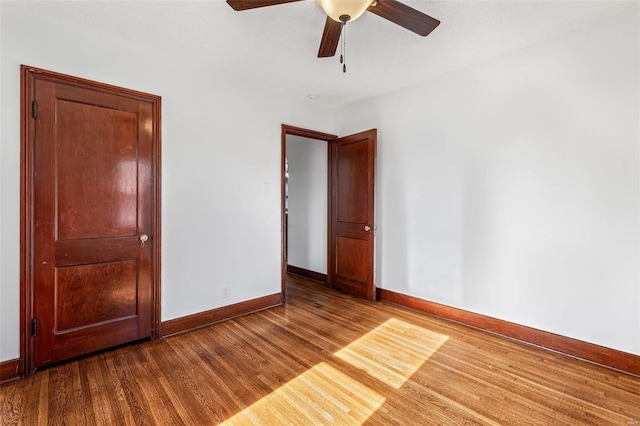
286;134;329;284
281;125;336;300
281;125;377;301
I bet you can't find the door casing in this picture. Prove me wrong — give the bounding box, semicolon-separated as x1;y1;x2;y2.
20;65;162;374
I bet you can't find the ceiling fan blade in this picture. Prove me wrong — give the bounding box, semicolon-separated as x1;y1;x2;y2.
367;0;440;37
318;17;342;58
227;0;303;12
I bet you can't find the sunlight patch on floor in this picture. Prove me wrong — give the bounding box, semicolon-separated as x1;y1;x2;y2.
334;318;449;389
221;362;386;426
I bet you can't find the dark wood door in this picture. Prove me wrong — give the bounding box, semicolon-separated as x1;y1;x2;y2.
29;71;158;368
329;129;376;301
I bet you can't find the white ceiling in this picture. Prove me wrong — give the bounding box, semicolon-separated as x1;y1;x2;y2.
8;0;639;107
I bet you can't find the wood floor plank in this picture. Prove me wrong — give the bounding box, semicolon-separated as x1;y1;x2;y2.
1;275;639;425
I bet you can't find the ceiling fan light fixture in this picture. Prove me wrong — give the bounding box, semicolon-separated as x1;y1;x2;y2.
317;0;372;23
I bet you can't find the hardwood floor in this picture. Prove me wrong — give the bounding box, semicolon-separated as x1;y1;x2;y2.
2;275;639;425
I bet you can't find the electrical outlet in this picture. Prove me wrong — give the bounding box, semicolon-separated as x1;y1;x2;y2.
222;285;230;298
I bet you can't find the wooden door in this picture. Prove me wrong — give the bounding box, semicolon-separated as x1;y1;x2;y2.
329;129;376;301
23;67;160;369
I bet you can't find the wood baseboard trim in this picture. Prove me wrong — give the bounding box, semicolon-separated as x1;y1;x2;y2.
0;358;24;383
287;265;328;284
377;288;640;377
160;293;282;338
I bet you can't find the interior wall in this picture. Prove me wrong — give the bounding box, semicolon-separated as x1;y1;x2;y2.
0;3;335;362
337;10;640;355
286;136;328;274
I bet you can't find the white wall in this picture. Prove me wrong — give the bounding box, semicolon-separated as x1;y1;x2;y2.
0;3;335;361
338;10;640;355
286;136;328;274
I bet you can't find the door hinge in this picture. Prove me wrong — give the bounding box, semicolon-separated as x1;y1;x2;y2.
31;100;38;119
31;318;37;336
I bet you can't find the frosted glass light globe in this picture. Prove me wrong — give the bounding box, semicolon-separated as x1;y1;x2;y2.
317;0;372;23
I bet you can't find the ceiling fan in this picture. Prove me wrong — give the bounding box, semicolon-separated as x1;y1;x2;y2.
226;0;440;69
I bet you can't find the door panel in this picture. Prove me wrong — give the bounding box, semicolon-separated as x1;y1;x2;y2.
56;100;139;239
329;129;376;301
30;73;156;368
336;140;369;223
55;260;138;331
336;236;368;282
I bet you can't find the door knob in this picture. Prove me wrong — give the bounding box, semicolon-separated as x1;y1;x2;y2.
139;234;149;247
364;225;371;232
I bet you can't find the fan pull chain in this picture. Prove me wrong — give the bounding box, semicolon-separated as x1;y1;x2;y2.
339;23;344;65
340;22;347;73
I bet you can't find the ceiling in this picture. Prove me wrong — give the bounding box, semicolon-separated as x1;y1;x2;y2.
7;0;639;107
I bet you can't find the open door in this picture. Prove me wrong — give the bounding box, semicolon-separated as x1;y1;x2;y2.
329;129;376;301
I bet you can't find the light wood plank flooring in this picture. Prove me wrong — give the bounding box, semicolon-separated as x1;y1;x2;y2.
2;275;639;425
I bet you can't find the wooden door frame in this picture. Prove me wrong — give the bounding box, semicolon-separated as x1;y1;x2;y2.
281;125;337;301
20;65;162;375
